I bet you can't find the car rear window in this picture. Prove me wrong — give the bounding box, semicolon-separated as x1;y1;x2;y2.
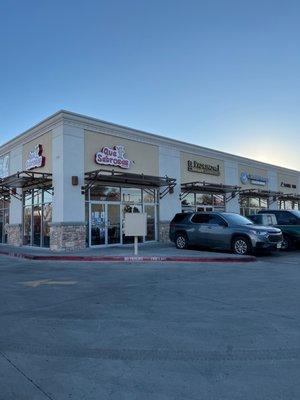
191;214;210;224
171;213;188;223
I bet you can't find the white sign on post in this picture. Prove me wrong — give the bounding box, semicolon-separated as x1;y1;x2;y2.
124;213;147;255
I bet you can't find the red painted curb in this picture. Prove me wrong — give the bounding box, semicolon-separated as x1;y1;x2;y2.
0;250;256;263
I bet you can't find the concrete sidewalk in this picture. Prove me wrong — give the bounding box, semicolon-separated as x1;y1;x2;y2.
0;243;256;263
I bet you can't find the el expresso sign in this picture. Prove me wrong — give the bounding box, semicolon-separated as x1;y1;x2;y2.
187;159;220;176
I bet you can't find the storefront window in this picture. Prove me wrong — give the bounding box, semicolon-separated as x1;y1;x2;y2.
85;186;158;246
90;186;121;202
0;199;9;244
240;196;269;216
23;188;53;247
213;194;225;207
143;189;155;203
182;192;225;212
121;188;142;203
249;197;259;208
181;193;195;207
24;191;32;206
23;206;32;245
33;189;42;205
144;204;156;241
260;198;268;209
43;203;52;247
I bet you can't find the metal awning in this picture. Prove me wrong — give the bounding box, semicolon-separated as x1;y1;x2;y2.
239;189;282;199
181;181;240;202
84;169;177;199
0;171;52;190
278;193;300;202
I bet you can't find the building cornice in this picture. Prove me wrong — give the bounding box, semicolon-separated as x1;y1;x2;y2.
61;110;300;175
1;109;299;176
0;112;64;154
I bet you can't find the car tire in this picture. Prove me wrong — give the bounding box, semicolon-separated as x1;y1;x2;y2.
175;233;188;249
281;235;293;251
232;236;252;255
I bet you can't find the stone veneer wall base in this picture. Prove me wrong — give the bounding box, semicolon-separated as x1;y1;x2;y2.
6;224;23;247
49;222;86;251
159;221;171;243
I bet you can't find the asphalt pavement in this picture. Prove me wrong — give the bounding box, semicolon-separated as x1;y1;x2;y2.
0;251;299;400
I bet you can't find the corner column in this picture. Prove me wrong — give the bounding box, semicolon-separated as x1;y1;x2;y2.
224;160;240;213
158;146;181;242
50;123;85;251
7;145;23;246
268;170;279;210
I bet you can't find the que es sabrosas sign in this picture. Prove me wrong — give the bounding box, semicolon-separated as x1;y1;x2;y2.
95;145;132;169
25;144;46;170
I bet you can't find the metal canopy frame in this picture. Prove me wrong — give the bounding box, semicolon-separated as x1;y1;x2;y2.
0;171;52;201
180;181;241;203
239;188;282;200
278;193;300;202
83;169;177;199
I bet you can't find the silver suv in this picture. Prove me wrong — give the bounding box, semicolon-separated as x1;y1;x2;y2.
169;212;283;255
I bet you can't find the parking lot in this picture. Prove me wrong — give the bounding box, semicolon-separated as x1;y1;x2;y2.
0;251;299;400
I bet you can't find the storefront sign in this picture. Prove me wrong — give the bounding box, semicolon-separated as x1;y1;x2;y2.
240;172;268;186
187;160;220;176
281;181;297;189
95;145;131;169
25;144;46;170
0;153;9;178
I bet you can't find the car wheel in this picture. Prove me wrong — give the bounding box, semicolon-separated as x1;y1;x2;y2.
281;235;292;251
175;233;188;249
232;237;251;255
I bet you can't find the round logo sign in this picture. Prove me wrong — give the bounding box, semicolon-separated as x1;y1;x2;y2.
240;172;248;184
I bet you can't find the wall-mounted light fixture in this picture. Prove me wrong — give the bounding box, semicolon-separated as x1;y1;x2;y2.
71;176;79;186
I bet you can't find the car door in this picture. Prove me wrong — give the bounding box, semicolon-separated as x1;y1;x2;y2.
206;214;231;248
189;213;210;246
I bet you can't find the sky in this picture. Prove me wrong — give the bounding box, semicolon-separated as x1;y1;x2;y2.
0;0;299;170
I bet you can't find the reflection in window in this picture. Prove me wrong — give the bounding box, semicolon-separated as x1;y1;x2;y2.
90;186;120;202
143;189;155;203
121;188;142;203
249;197;259;208
213;194;225;206
181;193;195;207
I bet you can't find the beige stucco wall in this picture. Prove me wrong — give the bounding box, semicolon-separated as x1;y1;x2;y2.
278;172;298;194
22;131;52;173
238;164;269;190
180;152;225;184
84;130;159;176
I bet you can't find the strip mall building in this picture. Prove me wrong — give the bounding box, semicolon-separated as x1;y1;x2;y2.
1;110;300;250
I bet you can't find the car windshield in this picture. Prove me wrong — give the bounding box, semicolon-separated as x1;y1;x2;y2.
222;213;253;225
290;210;300;220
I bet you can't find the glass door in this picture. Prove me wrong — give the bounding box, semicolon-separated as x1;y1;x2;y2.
90;203;106;246
107;204;121;245
90;203;121;246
